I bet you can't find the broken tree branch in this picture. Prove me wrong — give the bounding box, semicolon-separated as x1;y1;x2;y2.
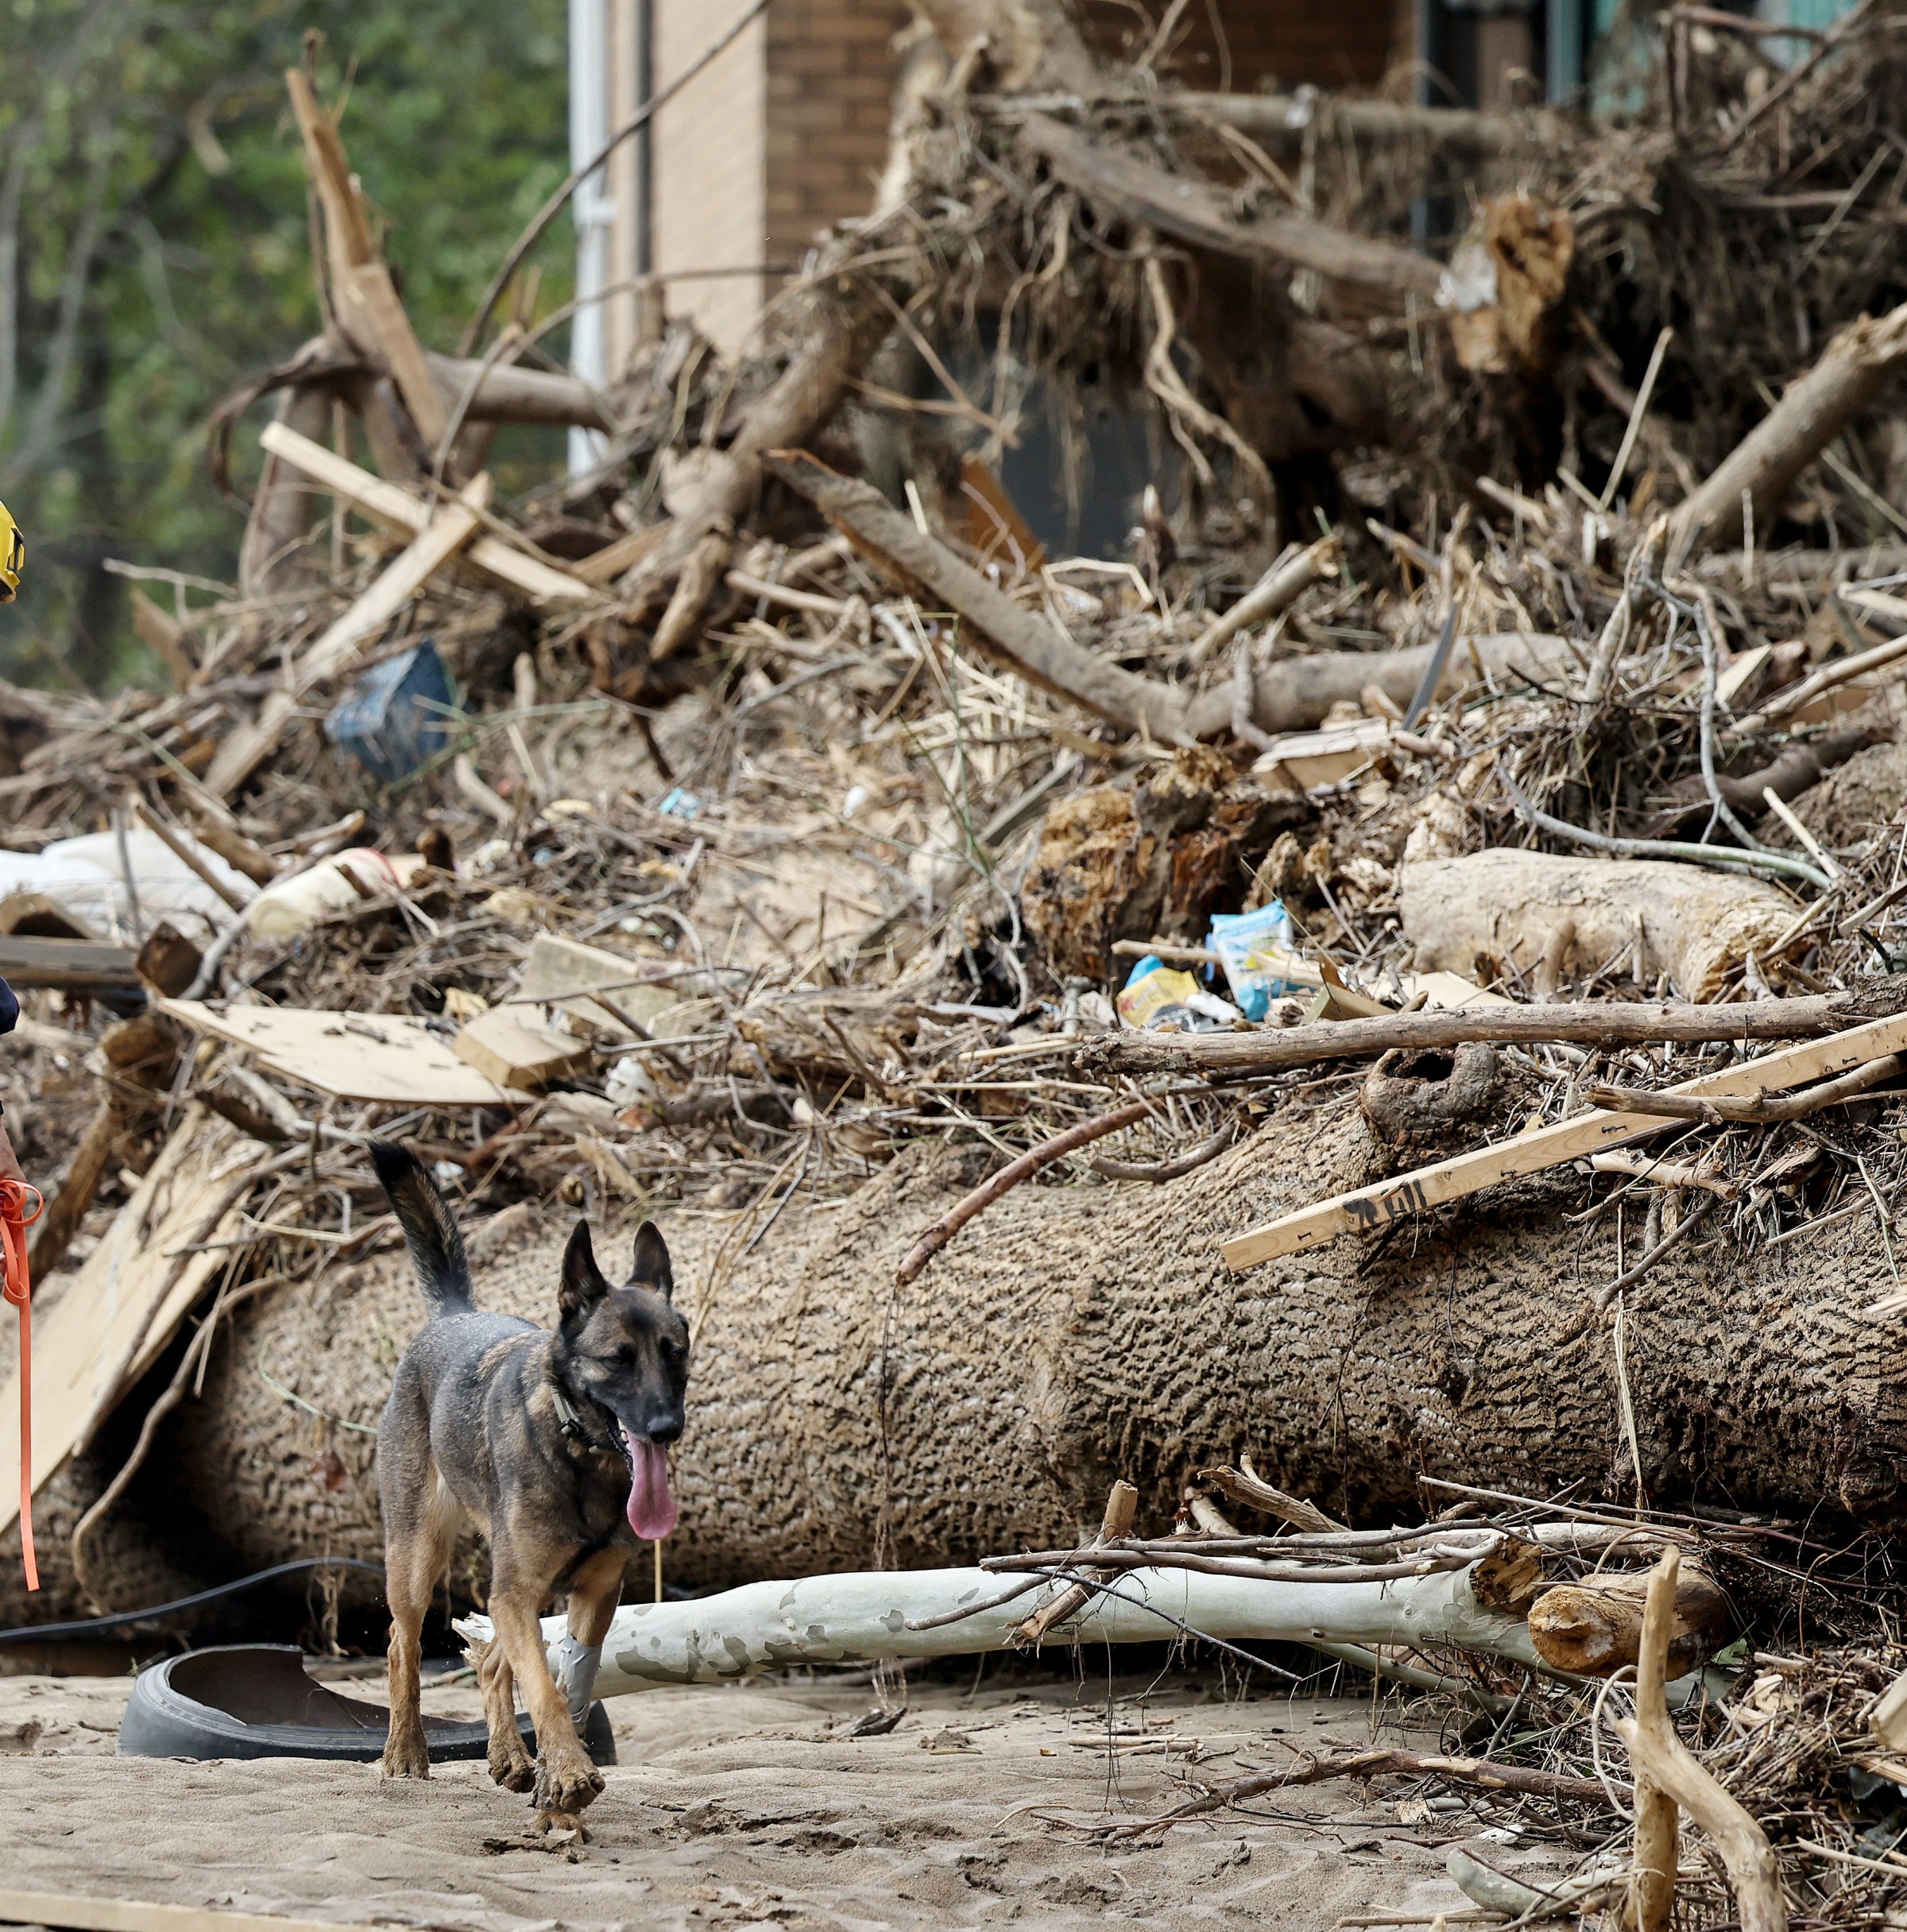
767;452;1189;740
896;1098;1151;1285
1077;985;1907;1079
1115;1747;1608;1839
1189;537;1338;665
1612;1550;1788;1932
1019;114;1445;299
1584;1051;1904;1124
1668;299;1907;560
1015;1479;1138;1643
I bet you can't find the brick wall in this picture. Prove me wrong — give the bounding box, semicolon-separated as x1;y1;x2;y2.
764;0;911;268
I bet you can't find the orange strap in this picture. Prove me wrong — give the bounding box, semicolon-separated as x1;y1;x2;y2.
1;1178;43;1593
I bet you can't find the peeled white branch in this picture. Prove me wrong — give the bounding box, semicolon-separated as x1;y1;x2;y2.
458;1562;1540;1698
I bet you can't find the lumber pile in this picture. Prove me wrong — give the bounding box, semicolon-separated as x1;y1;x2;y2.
8;9;1907;1918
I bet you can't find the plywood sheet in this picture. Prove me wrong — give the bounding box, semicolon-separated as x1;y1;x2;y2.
0;1111;253;1538
161;999;509;1106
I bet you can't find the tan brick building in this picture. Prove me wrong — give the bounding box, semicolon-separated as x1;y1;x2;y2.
574;0;1410;369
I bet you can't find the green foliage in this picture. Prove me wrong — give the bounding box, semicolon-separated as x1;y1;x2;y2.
0;0;573;686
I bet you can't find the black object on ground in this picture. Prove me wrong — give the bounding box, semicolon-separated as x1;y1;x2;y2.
117;1644;617;1766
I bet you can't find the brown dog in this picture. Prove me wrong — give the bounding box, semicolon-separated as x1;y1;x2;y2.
370;1143;689;1823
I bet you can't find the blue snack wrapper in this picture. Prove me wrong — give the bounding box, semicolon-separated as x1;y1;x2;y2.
1208;902;1304;1021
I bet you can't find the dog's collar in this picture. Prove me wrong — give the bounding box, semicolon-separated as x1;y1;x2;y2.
550;1380;618;1452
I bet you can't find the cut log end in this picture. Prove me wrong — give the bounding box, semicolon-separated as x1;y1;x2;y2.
1526;1564;1727;1677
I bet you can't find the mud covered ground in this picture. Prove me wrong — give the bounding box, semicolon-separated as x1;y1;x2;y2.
0;1666;1573;1930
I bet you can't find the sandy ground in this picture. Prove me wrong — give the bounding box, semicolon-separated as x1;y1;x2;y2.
0;1665;1573;1931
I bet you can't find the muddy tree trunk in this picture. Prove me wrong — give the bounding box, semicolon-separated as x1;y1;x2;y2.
61;1102;1901;1620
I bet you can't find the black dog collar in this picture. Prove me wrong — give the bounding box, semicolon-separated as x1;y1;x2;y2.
549;1380;620;1454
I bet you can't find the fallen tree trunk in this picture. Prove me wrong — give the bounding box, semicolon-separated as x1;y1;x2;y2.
41;1092;1902;1632
1398;847;1802;1003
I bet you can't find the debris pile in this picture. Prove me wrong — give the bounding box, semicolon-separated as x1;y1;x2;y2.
4;0;1907;1917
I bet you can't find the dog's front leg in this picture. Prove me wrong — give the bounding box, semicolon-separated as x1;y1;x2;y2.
489;1567;605;1826
552;1546;627;1729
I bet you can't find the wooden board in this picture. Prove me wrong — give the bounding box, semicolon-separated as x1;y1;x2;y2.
0;935;140;989
160;999;509;1107
452;1006;590;1092
0;1888;353;1932
515;932;685;1037
258;422;594;606
0;1111;252;1539
1220;1009;1907;1272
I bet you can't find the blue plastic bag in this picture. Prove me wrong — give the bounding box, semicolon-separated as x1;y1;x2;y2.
324;639;457;784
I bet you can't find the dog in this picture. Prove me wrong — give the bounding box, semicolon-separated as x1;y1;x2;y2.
369;1142;689;1822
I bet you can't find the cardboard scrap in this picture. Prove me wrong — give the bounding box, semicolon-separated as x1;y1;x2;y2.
1251;718;1391;791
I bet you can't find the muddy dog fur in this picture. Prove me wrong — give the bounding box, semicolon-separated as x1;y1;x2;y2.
370;1142;689;1826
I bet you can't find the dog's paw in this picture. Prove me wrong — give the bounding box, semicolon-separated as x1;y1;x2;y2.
381;1732;431;1780
489;1736;536;1793
532;1745;605;1816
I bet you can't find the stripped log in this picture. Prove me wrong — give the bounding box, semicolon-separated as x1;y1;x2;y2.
462;1561;1542;1698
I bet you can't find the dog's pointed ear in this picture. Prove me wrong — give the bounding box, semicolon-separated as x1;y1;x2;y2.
559;1220;611;1328
628;1221;674;1302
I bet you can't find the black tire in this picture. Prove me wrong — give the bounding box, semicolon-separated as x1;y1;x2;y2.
117;1644;616;1766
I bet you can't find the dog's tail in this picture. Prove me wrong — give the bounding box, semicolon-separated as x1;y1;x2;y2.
370;1141;475;1320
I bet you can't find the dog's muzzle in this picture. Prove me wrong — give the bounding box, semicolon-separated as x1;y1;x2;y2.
548;1631;603;1728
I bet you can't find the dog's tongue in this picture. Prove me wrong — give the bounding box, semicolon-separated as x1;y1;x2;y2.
622;1430;677;1540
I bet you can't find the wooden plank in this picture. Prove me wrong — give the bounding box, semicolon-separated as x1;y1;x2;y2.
257;421;594;606
515;932;684;1037
0;1112;251;1540
0;1887;354;1932
161;999;510;1107
452;1006;591;1092
202;476;491;799
0;935;139;990
1220;1010;1907;1272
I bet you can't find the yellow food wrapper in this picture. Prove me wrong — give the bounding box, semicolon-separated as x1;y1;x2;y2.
1116;966;1204;1030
